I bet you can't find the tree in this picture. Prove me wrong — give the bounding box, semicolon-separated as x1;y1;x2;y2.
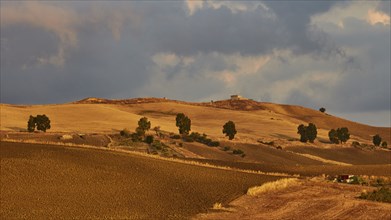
373;134;382;146
145;135;154;145
223;121;237;140
319;107;326;113
35;114;51;132
137;117;151;136
328;129;339;144
306;123;317;143
176;113;191;135
27;115;36;132
337;127;350;143
297;124;308;143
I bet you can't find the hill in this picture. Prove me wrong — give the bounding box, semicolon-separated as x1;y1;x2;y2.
1;97;390;144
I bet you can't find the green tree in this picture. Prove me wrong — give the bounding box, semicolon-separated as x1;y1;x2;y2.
223;121;237;140
176;113;191;135
306;123;317;143
137;117;151;136
145;135;154;145
35;114;51;132
337;127;350;143
319;107;326;113
328;129;339;144
373;134;382;146
381;141;388;147
27;115;36;132
297;124;308;143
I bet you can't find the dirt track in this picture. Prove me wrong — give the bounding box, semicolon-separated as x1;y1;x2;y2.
195;179;391;220
0;142;280;219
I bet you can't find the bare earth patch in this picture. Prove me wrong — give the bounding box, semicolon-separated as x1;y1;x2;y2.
195;179;391;220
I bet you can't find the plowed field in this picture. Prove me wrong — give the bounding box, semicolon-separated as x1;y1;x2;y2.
0;142;280;219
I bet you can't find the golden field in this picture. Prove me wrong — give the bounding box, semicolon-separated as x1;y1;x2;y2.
1;97;390;219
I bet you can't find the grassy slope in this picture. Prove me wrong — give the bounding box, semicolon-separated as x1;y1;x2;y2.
1;100;389;143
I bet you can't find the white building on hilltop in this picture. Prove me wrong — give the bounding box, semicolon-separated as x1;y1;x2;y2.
230;95;248;100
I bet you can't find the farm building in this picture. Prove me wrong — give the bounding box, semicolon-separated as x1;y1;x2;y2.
230;95;248;100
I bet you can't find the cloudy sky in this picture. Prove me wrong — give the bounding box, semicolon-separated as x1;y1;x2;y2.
1;1;390;126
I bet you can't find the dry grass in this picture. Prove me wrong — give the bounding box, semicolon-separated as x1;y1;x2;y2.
293;153;352;166
2;100;389;145
212;203;223;209
247;178;300;196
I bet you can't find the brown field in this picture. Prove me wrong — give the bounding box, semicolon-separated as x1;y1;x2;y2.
195;179;391;220
286;146;391;165
0;142;280;219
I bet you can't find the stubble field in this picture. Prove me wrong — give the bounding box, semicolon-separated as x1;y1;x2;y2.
0;142;280;219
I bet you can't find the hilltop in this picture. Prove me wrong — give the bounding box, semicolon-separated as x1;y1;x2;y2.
2;97;390;144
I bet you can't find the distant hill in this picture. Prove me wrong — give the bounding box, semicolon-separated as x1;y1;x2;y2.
1;97;390;144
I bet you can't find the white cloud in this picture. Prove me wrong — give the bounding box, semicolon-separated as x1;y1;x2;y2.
185;0;204;15
311;1;389;29
367;9;390;25
185;0;275;18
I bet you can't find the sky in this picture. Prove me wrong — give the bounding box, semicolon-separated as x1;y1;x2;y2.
1;1;390;127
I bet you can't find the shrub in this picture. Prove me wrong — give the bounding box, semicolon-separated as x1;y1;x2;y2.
171;134;181;139
373;134;382;146
319;107;326;113
351;141;361;147
131;133;142;142
359;187;391;203
223;121;237;140
208;141;220;147
233;149;244;154
381;141;388;147
151;140;163;150
144;135;154;145
182;135;194;142
176;113;191;135
120;128;131;138
223;146;231;151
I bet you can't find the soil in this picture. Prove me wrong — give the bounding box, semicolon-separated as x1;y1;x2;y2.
0;141;280;219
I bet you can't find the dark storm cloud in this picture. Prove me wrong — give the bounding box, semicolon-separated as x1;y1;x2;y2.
0;1;390;126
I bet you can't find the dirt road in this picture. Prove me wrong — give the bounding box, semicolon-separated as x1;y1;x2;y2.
195;179;391;220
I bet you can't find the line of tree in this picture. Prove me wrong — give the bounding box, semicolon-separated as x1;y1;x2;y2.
27;114;51;132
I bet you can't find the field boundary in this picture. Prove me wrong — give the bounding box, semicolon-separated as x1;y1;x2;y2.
1;139;299;177
287;150;352;166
